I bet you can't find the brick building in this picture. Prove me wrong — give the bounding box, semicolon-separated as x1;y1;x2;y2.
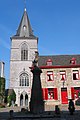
38;56;80;109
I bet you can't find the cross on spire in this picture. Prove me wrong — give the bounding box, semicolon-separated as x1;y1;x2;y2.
24;0;27;10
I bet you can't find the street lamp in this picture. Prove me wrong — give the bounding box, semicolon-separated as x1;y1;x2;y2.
63;80;65;88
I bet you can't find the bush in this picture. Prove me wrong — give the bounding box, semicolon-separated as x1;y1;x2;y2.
75;98;80;106
7;90;16;106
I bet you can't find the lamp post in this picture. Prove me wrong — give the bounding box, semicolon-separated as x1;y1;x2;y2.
63;80;65;88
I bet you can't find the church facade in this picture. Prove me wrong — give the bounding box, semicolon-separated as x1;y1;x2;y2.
9;8;80;110
9;8;38;107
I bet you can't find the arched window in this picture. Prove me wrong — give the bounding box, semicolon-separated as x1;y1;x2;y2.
20;73;29;86
21;43;28;61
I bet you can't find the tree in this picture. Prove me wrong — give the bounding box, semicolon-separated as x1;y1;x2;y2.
0;77;5;103
7;89;16;106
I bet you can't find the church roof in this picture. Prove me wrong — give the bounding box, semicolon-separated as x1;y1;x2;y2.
38;54;80;66
13;8;36;38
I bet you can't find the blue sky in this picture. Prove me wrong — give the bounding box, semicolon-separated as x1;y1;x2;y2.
0;0;80;88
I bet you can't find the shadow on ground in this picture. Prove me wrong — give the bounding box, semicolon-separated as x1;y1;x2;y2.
0;109;80;120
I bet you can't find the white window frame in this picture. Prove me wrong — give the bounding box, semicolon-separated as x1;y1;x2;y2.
73;70;79;80
60;71;66;81
47;71;54;81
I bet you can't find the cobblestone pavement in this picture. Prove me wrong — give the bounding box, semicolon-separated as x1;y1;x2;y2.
0;111;80;120
0;105;80;120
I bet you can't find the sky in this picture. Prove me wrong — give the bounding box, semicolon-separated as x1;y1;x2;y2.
0;0;80;88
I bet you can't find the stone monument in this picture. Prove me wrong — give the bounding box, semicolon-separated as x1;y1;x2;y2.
30;52;44;114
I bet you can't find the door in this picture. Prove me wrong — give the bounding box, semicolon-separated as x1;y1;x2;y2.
20;94;23;106
61;88;68;104
25;94;28;107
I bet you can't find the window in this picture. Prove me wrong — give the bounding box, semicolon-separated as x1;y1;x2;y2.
42;88;58;100
71;87;80;100
47;71;53;81
20;73;29;86
60;71;66;81
70;58;76;65
73;70;79;80
21;43;28;61
46;59;52;66
48;88;54;99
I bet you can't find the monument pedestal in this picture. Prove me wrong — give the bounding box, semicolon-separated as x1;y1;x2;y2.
30;66;44;114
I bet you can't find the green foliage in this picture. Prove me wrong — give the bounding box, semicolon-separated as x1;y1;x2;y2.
75;98;80;106
7;90;16;106
78;92;80;97
0;77;5;103
0;77;5;95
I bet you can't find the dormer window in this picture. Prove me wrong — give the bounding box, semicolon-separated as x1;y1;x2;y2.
70;58;76;65
46;59;52;66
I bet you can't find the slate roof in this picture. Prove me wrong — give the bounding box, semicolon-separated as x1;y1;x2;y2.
38;55;80;66
13;8;36;38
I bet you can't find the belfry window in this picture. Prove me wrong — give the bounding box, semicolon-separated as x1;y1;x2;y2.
21;43;28;61
20;73;29;86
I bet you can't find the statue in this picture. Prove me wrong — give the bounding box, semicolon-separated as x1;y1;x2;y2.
30;51;44;114
32;51;39;67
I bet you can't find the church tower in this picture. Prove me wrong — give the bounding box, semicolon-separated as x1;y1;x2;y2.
9;8;38;107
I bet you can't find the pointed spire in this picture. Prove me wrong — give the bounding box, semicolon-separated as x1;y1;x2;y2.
16;8;35;38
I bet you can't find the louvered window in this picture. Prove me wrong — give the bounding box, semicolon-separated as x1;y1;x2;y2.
21;43;28;61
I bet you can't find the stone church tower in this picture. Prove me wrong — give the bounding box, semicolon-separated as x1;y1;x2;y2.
9;8;38;107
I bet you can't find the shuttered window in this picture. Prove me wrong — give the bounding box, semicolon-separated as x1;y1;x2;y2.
42;88;58;100
71;87;74;99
